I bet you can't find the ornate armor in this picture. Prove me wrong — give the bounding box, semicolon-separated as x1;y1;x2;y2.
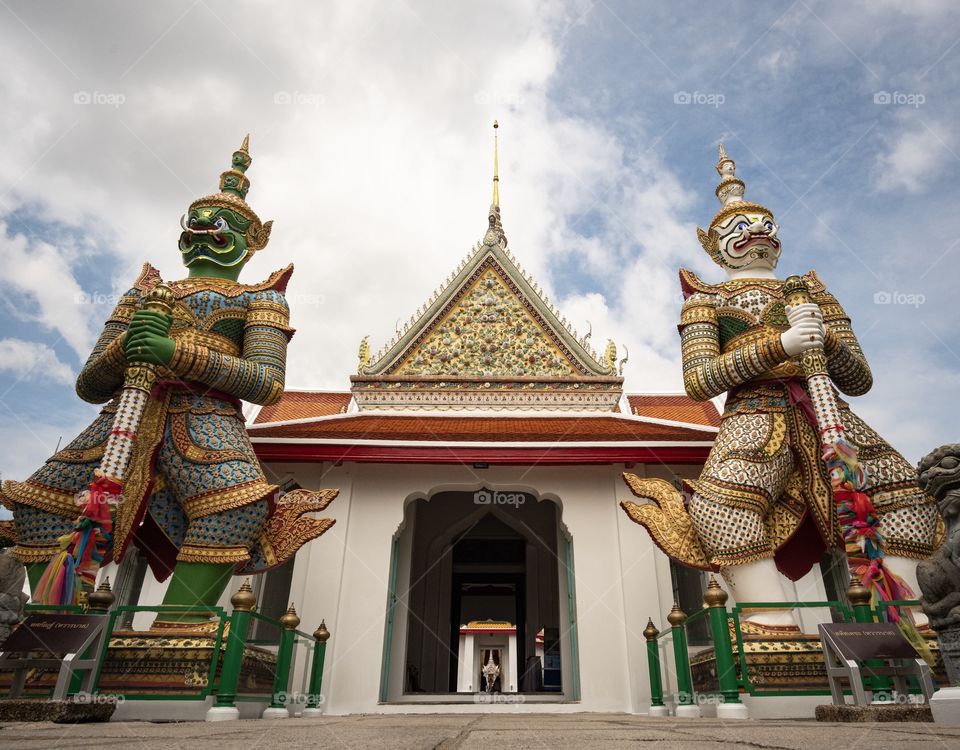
2;262;310;577
678;268;939;576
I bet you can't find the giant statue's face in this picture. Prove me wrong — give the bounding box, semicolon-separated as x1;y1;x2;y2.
179;204;251;268
713;210;781;271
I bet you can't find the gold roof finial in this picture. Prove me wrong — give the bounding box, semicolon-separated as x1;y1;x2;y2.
240;133;250;155
492;120;500;208
714;142;745;207
716;143;732;173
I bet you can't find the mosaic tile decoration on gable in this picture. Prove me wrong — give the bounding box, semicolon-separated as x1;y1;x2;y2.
351;122;623;412
349;223;623;411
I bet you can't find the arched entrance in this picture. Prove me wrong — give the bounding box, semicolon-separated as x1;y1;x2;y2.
380;487;578;703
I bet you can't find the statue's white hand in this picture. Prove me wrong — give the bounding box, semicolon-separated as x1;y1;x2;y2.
781;302;825;357
785;301;823;327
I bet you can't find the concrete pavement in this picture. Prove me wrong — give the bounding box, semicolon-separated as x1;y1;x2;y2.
3;713;960;749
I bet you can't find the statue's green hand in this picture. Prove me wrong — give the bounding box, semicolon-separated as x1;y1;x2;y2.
125;331;175;366
124;310;175;366
125;310;172;338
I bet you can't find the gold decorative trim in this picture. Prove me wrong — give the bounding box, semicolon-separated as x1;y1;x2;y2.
183;480;278;521
169;413;250;465
164;265;293;299
172;329;241;357
12;543;61;563
177;544;251;565
2;480;78;515
620;475;711;570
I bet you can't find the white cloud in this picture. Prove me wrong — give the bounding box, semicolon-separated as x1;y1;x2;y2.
0;0;957;483
0;338;74;386
873;118;953;193
0;0;698;396
0;1;704;478
0;224;100;359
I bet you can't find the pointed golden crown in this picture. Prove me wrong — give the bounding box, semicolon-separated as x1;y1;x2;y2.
696;144;773;259
189;135;273;253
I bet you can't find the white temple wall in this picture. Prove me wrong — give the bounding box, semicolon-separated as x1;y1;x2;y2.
259;459;682;714
616;462;703;712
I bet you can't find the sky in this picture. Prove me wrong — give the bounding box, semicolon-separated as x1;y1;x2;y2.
0;0;958;495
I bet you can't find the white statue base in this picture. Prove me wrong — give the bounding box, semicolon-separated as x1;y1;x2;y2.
721;558;798;628
716;702;749;720
930;686;960;725
261;706;290;719
205;706;240;722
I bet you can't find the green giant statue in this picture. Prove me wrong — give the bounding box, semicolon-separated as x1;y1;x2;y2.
0;137;336;625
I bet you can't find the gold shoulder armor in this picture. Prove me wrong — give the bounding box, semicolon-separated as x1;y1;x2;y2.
805;270;848;322
679;267;720;297
679;290;717;327
132;262;162;293
245;291;296;339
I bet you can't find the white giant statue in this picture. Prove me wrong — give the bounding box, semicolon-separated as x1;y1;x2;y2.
622;146;941;633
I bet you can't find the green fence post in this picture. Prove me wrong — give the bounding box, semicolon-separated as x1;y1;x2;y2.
643;618;668;716
847;575;893;699
668;602;699;717
303;620;330;718
206;579;255;721
263;603;300;719
704;577;747;718
69;577;115;697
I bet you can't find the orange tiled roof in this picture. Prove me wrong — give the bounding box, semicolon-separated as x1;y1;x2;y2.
627;394;721;427
254;391;352;423
249;414;715;443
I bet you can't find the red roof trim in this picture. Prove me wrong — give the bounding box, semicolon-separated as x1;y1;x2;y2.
253;442;710;465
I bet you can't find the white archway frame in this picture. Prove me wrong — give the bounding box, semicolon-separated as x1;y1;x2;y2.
380;483;578;703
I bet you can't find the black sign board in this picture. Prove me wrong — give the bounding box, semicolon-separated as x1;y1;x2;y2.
2;614;103;654
820;623;917;661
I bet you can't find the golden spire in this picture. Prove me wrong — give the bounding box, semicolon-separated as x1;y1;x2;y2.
240;133;250;155
492;120;499;207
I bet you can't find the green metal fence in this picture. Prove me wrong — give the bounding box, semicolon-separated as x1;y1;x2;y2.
7;584;331;714
642;576;929;710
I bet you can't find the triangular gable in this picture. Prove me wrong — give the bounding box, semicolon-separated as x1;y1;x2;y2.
364;242;613;378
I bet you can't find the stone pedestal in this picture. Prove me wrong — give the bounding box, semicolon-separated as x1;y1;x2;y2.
0;552;27;648
815;704;933;722
647;705;669;717
936;624;960;684
0;698;116;723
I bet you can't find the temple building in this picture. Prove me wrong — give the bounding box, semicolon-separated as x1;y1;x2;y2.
104;132;841;716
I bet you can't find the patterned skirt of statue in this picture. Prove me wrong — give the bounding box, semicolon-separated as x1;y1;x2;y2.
1;386;277;579
686;382;940;578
